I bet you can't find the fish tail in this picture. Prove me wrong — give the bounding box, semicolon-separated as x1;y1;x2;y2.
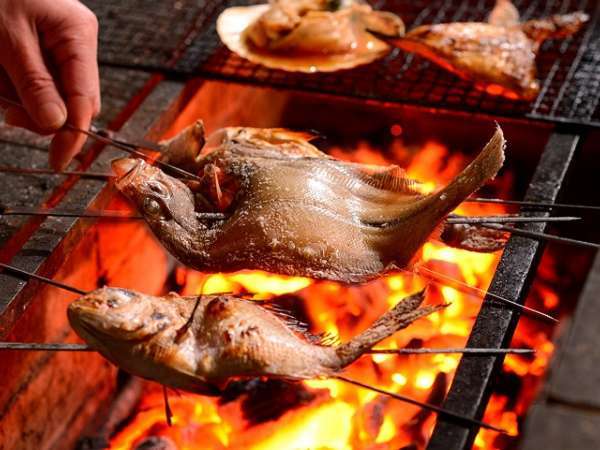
382;126;504;252
423;125;505;221
334;289;444;367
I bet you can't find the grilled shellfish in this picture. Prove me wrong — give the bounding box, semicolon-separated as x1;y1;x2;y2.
217;0;404;72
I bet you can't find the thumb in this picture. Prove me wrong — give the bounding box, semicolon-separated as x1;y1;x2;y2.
2;28;67;131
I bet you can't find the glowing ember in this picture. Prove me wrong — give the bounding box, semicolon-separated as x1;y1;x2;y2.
109;136;556;450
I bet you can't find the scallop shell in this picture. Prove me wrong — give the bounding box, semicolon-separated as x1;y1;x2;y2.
216;4;390;73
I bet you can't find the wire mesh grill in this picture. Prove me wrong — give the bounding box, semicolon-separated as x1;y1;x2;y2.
83;0;221;68
86;0;600;127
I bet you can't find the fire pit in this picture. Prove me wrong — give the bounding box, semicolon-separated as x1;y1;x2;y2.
0;1;599;449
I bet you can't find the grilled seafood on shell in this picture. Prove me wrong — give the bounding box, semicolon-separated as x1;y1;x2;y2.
217;0;404;72
68;287;440;394
395;0;589;100
113;122;505;283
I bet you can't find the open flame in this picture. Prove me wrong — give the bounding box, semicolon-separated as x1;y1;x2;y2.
109;131;555;450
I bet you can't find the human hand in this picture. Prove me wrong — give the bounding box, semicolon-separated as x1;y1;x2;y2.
0;0;100;170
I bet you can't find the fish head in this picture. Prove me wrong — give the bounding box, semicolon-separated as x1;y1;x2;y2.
67;288;176;346
112;157;203;239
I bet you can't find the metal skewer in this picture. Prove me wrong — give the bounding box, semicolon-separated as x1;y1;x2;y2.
0;166;113;179
0;342;533;355
67;124;202;182
335;375;507;434
446;215;580;225
414;266;558;323
0;262;88;295
0;95;202;182
0;206;227;221
0;343;93;351
0;206;143;219
482;223;600;250
467;197;600;212
367;347;534;355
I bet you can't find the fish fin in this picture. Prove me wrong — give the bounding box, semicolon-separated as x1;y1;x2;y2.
224;127;331;159
422;126;505;219
488;0;520;27
335;289;446;367
521;12;589;43
350;164;424;196
259;300;339;346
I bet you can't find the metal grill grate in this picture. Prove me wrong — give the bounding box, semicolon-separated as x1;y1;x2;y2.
167;0;600;127
83;0;600;126
83;0;223;68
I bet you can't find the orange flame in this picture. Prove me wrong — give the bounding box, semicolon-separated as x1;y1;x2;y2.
109;136;554;450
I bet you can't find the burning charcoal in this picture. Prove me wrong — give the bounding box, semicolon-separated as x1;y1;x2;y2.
133;436;178;450
403;372;448;446
239;379;320;424
113;124;505;283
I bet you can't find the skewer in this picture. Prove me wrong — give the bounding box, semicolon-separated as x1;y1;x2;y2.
0;342;92;351
0;342;533;355
367;347;534;355
0;262;88;295
0;95;202;182
335;375;507;434
483;223;600;250
446;215;580;225
0;166;113;179
0;167;597;217
0;206;142;219
467;197;600;212
0;206;227;221
68;125;202;182
414;266;558;323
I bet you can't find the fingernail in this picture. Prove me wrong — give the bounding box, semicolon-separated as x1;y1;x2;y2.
38;102;66;130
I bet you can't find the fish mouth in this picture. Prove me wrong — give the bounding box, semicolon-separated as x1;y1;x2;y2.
112;158;143;190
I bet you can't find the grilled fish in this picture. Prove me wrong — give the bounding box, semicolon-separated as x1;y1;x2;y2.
395;0;589;100
217;0;404;72
113;124;504;283
68;287;439;394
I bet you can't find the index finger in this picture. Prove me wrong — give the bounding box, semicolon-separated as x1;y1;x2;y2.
43;4;100;169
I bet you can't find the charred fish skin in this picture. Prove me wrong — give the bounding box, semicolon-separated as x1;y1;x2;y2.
113;125;505;283
396;0;588;100
68;288;440;393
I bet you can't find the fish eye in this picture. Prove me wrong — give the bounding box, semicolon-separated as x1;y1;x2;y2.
143;197;162;217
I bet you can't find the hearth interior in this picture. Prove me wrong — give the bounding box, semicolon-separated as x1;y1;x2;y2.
67;80;593;450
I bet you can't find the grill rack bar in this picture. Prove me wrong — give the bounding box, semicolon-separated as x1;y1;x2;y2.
427;129;582;449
